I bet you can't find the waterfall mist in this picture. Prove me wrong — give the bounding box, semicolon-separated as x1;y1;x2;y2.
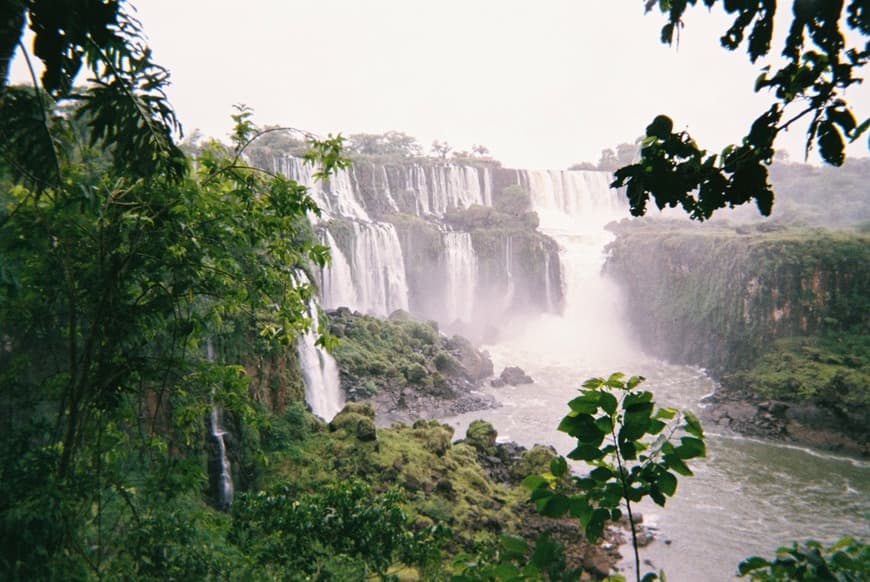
492;170;642;368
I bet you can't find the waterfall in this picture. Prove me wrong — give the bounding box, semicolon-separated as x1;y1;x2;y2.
320;221;409;317
297;296;344;421
275;155;370;221
519;169;636;365
319;229;358;310
206;340;233;509
443;231;477;324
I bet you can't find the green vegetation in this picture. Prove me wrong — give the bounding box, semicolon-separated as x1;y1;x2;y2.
739;536;869;581
616;2;868;220
729;334;869;416
524;373;706;582
329;309;487;398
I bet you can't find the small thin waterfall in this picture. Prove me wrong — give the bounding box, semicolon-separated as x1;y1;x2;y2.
443;231;477;324
207;340;233;509
503;234;515;310
297;296;344;421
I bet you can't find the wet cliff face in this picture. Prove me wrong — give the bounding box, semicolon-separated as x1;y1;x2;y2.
604;221;869;375
270;155;568;339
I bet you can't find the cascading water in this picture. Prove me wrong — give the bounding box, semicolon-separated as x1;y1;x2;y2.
319;229;358;310
295;272;344;421
441;169;868;580
297;298;344;421
206;340;234;509
339;221;409;316
443;231;477;324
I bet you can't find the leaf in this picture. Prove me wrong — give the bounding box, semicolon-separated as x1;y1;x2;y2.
658;471;678;496
675;436;706;459
522;475;549;491
559;414;605;445
590;466;613;482
568;392;600;414
664;454;693;477
550;456;568;478
738;556;771;575
641;573;659;582
654;407;677;420
567;445;605;461
605;371;626;388
500;535;530;555
582;377;604;389
817;120;845;166
595;415;614;434
540;494;570;518
600;391;619;415
627;375;645;389
683;410;704;438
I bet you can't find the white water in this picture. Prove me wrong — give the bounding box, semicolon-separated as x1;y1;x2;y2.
440;169;869;581
319;229;358;310
206;340;234;509
443;231;478;324
345;221;409;316
297;295;344;422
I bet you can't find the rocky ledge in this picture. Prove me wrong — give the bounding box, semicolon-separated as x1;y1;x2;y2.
327;308;498;424
700;385;869;457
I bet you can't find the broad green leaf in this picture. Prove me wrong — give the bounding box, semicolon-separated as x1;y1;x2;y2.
627;375;645;389
738;556;771;575
647;419;666;435
675;436;706;459
623;391;654;409
522;475;548;491
590;466;614;482
568;391;601;413
492;563;521;578
499;535;529;555
605;371;626;388
550;456;568;477
582;377;604;389
664;454;693;476
595;415;614;434
600;391;619;415
540;493;570;518
658;471;678;496
559;414;605;445
569;496;593;526
683;410;704;438
654;407;677;420
567;445;605;461
530;535;562;570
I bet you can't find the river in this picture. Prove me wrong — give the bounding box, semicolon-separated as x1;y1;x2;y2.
440;170;869;581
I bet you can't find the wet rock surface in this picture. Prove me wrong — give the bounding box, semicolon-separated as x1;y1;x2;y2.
701;385;868;456
491;365;534;387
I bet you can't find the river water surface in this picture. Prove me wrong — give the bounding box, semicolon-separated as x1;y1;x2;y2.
441;344;869;581
440;171;868;581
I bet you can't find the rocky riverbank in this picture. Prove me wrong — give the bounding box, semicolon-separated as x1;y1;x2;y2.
327;308;500;424
604;220;869;455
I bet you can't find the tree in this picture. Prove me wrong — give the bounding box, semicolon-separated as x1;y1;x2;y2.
614;1;868;221
0;1;185;188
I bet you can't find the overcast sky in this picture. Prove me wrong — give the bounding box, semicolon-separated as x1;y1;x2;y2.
10;1;869;169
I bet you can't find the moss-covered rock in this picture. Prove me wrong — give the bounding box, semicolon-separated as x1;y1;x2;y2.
327;310;496;422
465;420;498;455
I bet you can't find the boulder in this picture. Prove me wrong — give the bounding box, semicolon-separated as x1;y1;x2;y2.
497;366;534;386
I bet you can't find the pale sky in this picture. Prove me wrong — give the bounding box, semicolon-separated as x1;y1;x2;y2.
9;1;869;169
